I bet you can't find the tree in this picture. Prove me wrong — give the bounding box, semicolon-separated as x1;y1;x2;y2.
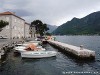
31;20;49;36
43;23;49;31
0;20;9;32
45;32;51;36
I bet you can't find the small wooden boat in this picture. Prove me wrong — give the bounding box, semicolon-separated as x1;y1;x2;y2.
21;51;57;58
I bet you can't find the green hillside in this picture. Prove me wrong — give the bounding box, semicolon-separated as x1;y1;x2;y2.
53;11;100;35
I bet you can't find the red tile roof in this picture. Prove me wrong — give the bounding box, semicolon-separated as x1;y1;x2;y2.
0;11;25;21
0;11;13;15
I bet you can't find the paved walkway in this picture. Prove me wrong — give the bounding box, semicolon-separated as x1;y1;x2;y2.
48;40;95;58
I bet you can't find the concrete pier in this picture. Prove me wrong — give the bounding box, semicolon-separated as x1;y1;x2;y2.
48;40;95;59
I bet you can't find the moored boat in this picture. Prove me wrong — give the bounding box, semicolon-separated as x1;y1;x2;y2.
14;46;45;52
21;51;57;58
16;41;39;47
29;41;41;43
22;42;39;46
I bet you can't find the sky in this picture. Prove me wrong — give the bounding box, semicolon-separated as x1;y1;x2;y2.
0;0;100;26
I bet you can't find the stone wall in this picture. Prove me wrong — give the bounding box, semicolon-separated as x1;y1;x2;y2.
0;15;25;39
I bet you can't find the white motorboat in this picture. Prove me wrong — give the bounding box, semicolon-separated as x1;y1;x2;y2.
22;43;39;46
16;42;39;47
14;46;45;52
29;41;41;43
15;44;23;46
14;46;26;50
14;42;40;52
21;51;57;58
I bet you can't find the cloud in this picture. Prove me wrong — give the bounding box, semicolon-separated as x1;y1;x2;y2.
1;0;100;26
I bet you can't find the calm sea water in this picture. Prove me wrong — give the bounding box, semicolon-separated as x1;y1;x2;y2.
0;36;100;75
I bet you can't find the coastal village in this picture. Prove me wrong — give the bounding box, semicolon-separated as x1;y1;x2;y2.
0;11;99;75
0;11;34;39
0;0;100;75
0;11;34;61
0;11;95;61
0;11;57;61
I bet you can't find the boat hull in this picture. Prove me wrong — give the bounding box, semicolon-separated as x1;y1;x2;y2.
21;51;57;58
14;48;45;52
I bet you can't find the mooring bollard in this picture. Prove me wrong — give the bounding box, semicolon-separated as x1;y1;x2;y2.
80;45;84;50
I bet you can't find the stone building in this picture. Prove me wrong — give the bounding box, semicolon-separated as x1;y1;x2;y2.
29;25;36;38
0;11;32;39
25;22;31;38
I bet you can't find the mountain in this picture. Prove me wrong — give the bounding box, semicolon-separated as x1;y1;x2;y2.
47;25;58;33
53;11;100;35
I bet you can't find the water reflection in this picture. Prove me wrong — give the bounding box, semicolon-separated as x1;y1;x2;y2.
22;57;56;64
